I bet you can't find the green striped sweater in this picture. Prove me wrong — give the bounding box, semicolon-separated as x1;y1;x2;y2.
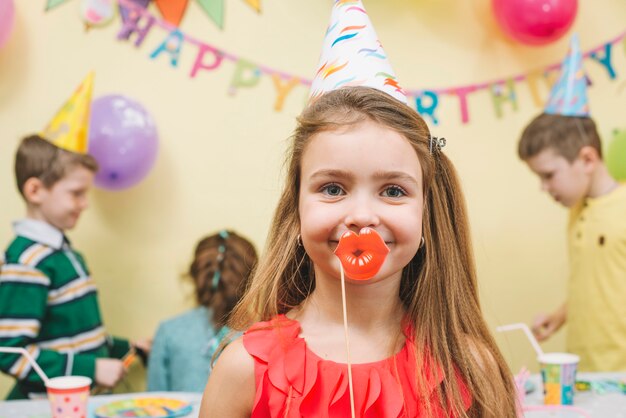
0;220;129;399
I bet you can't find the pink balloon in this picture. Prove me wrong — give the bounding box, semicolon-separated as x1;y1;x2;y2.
0;0;15;49
492;0;578;46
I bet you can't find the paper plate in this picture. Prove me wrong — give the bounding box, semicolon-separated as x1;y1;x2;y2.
94;397;193;418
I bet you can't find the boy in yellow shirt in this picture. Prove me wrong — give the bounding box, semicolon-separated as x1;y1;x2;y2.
518;36;626;371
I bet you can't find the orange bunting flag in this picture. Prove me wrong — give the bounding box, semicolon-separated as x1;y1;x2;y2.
154;0;189;27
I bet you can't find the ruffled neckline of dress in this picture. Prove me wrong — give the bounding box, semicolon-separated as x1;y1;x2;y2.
243;314;471;418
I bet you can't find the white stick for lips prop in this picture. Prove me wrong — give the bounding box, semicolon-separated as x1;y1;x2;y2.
335;227;390;418
339;264;356;418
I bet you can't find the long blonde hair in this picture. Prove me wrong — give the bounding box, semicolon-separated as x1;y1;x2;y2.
230;87;517;417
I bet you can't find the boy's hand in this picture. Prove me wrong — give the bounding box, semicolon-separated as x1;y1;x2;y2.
132;338;152;366
132;338;152;354
532;303;567;342
95;358;126;388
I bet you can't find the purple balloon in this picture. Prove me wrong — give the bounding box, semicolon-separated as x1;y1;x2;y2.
0;0;15;49
88;95;159;190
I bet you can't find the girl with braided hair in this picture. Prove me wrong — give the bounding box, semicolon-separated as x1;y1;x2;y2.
147;230;257;392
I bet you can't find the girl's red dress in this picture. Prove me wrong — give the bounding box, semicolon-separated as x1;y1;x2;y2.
243;315;472;417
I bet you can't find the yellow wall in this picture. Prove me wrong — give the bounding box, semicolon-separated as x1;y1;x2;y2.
1;0;625;396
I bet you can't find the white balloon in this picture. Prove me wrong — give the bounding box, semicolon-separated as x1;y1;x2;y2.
80;0;116;26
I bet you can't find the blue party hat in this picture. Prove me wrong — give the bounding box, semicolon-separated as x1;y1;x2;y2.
544;34;590;117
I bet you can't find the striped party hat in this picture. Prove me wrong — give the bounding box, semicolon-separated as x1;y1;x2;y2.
309;0;407;104
544;34;590;117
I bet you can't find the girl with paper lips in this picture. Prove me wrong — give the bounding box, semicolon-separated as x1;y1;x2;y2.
200;2;517;418
201;87;517;417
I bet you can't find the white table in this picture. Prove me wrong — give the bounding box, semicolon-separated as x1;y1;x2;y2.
523;372;626;417
0;373;624;417
0;391;202;418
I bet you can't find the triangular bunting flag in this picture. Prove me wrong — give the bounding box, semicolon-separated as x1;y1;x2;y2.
45;0;71;11
154;0;189;27
119;0;151;23
197;0;225;29
243;0;260;13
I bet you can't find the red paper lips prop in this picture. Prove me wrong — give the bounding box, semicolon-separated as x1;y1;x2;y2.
334;227;390;280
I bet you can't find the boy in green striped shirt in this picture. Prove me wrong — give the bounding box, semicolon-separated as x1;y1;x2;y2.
0;135;143;399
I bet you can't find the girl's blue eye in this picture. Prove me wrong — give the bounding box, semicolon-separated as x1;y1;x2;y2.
382;185;406;198
322;184;344;196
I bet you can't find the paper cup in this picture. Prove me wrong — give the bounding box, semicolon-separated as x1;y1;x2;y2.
46;376;92;418
538;352;579;405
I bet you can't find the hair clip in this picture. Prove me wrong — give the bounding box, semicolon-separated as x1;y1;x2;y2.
429;136;446;154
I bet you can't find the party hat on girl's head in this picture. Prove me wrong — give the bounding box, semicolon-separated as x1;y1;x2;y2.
309;0;407;104
544;34;590;117
41;72;95;154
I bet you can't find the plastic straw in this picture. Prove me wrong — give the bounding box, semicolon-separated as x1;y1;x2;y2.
496;323;544;357
0;346;50;385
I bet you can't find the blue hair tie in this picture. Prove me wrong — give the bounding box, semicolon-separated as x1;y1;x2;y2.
211;268;221;290
212;230;229;290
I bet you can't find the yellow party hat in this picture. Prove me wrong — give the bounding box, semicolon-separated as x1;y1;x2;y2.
41;72;95;154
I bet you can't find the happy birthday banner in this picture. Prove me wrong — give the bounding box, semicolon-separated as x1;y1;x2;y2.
113;0;625;125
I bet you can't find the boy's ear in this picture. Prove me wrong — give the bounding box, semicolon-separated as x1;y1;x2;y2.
22;177;47;205
578;145;601;171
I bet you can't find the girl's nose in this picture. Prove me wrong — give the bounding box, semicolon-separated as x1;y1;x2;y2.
344;197;380;230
